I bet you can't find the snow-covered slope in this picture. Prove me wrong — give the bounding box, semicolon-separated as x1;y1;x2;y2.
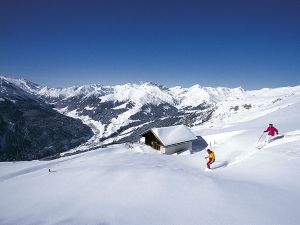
1;88;300;225
207;85;300;127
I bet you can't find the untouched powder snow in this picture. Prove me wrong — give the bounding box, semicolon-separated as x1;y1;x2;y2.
1;93;300;225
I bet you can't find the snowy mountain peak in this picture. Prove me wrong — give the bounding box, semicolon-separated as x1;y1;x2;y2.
1;75;246;108
33;81;245;109
0;75;40;93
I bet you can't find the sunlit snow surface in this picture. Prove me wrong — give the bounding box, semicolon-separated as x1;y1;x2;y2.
1;90;300;225
0;92;300;225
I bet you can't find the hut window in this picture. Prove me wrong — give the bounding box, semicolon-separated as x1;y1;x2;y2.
151;141;160;150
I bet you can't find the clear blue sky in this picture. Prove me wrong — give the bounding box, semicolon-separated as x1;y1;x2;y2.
0;0;299;89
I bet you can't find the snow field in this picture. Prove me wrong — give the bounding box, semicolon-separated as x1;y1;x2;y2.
1;121;300;225
0;140;299;225
1;77;300;225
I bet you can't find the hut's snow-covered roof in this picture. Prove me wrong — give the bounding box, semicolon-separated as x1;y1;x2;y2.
151;125;197;146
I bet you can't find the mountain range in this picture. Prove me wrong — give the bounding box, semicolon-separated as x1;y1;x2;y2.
1;75;299;160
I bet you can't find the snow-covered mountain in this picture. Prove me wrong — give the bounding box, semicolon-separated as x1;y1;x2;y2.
1;75;300;156
0;76;93;161
0;76;244;149
1;77;300;225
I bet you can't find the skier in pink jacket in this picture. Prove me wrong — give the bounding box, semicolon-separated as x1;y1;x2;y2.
264;124;278;143
264;124;278;136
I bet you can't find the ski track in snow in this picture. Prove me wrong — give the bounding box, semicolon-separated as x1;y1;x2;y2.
263;130;300;149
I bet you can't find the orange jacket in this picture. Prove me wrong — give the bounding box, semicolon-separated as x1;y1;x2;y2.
209;151;215;161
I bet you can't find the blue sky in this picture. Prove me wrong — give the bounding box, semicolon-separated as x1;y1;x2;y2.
0;0;299;89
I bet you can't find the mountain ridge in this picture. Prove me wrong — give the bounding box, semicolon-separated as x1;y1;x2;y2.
1;75;300;157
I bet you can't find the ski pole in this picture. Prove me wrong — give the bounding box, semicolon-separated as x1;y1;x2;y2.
257;132;265;144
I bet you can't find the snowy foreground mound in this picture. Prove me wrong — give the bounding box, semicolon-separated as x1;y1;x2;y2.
1;97;300;225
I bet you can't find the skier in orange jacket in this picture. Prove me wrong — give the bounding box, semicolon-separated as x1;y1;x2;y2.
205;149;215;169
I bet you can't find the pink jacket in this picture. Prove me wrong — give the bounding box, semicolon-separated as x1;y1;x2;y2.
265;127;278;136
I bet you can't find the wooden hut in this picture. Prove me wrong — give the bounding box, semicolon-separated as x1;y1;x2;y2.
142;125;197;154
